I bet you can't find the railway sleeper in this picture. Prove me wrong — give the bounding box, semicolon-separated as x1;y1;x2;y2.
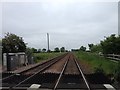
2;74;30;86
16;73;59;87
56;74;88;89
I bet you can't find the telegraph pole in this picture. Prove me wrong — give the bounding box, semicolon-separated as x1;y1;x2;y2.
47;33;50;52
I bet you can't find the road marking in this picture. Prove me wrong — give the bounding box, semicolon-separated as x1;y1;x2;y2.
29;84;41;88
104;84;116;90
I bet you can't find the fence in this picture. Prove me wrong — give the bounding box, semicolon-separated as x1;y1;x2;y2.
106;54;120;61
100;54;120;61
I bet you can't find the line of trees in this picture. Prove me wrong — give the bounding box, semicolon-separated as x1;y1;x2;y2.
25;47;68;53
54;47;67;52
88;34;120;54
2;33;120;55
2;33;67;53
71;46;86;52
30;48;47;53
71;34;120;55
27;47;67;53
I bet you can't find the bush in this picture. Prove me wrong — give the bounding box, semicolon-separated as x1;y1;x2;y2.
94;64;105;74
113;61;120;82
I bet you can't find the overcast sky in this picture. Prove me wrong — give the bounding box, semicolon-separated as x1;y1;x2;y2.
2;1;118;50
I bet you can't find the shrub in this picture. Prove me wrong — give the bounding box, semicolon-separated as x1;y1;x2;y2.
94;64;104;74
113;61;120;82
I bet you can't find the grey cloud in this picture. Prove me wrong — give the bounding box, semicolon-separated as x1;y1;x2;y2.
2;2;118;50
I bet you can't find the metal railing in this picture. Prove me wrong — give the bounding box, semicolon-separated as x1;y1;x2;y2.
100;54;120;61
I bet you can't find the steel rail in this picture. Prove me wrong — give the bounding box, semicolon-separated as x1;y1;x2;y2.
1;59;53;81
2;53;67;81
1;57;57;83
1;73;16;81
1;62;46;82
53;56;70;90
20;54;66;74
74;58;91;90
12;53;68;88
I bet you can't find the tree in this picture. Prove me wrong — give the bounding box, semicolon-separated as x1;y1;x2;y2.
91;44;102;53
101;34;120;54
60;47;65;52
54;47;60;52
88;43;102;53
25;48;33;55
37;49;41;53
71;49;79;52
80;46;86;51
2;33;26;53
42;48;46;52
31;48;37;53
88;44;94;51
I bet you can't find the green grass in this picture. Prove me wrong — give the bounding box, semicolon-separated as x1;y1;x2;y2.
33;52;64;63
74;51;118;74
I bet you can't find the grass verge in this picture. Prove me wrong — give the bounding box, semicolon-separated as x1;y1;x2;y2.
74;51;118;75
33;52;64;63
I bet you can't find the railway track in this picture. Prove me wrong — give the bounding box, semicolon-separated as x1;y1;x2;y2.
2;53;90;90
12;53;70;88
53;53;90;90
2;53;67;78
2;52;116;90
2;53;68;89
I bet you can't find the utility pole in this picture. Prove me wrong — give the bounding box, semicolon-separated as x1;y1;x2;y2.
47;33;50;52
